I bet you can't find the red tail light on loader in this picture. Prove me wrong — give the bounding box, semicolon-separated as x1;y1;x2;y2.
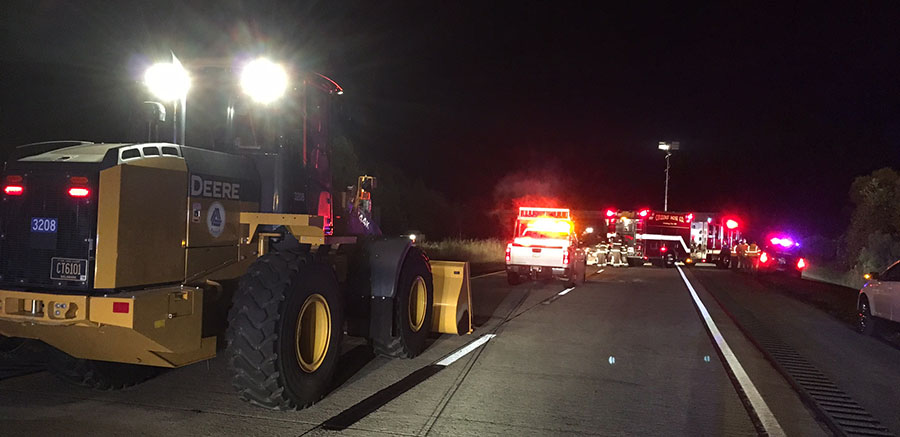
67;187;90;198
3;175;24;196
3;185;23;196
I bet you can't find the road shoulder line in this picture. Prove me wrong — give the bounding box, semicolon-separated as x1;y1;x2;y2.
676;265;786;437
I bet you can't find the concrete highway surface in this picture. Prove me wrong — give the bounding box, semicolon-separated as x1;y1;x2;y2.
2;265;897;436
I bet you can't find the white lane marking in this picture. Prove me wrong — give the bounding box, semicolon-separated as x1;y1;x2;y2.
471;270;504;279
436;334;496;367
557;286;575;296
675;266;785;437
599;269;605;273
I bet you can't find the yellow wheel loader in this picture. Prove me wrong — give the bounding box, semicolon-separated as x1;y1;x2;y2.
0;62;473;409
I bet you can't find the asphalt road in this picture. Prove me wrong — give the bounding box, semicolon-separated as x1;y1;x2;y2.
692;269;900;435
0;266;856;436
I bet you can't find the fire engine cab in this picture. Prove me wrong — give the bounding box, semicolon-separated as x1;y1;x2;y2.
505;207;587;285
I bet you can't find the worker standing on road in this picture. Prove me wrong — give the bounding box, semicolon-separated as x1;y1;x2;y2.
610;240;622;267
736;240;749;270
746;241;760;272
730;241;741;270
597;243;609;267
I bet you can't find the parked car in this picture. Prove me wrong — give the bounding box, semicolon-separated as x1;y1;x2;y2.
857;262;900;335
757;235;807;278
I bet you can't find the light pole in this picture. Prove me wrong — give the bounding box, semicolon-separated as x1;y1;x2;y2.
658;141;680;212
144;53;191;145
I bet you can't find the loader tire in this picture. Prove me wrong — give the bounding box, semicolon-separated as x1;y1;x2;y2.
226;251;343;410
372;247;434;358
47;348;163;390
0;335;26;366
0;335;23;355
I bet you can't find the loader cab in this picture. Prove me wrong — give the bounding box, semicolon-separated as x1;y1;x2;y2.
162;64;343;235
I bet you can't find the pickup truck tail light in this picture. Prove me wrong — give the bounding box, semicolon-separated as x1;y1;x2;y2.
563;250;570;266
505;244;511;263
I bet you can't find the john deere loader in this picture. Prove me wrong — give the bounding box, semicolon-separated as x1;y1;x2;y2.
0;58;473;410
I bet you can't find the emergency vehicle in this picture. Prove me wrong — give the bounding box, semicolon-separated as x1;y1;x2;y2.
757;234;807;277
606;209;691;267
505;207;587;285
689;214;743;268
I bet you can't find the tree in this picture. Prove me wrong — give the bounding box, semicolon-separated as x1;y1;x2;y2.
845;167;900;271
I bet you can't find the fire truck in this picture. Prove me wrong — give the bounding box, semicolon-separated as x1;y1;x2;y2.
505;207;587;285
689;214;742;268
605;209;691;267
606;209;743;268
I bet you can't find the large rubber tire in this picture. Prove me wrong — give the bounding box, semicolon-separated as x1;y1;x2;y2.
0;335;23;355
227;251;344;410
507;271;521;286
47;347;163;390
0;335;26;365
372;247;434;358
857;296;877;336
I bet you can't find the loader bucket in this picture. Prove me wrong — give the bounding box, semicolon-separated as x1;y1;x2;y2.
429;260;473;335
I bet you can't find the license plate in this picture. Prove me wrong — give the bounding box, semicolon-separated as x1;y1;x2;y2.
31;217;58;233
51;258;87;281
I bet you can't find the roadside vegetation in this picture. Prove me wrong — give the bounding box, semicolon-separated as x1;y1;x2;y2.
803;167;900;289
417;238;505;275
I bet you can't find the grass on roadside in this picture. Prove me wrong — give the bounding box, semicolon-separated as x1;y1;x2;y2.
417;238;506;265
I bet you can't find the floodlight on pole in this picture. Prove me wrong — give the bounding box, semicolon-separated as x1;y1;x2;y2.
658;141;680;211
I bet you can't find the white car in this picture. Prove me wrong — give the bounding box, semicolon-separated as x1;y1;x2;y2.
857;262;900;335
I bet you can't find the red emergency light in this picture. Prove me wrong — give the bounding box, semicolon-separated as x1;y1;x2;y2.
686;213;693;222
797;258;807;270
760;252;769;264
68;187;90;198
638;209;649;218
725;219;739;230
660;246;668;253
3;185;24;196
605;209;616;218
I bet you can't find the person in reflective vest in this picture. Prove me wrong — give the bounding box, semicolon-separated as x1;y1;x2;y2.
598;243;609;267
610;241;623;267
731;242;741;270
745;242;760;272
736;240;749;270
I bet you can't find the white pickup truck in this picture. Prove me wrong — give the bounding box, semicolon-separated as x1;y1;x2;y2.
505;218;586;286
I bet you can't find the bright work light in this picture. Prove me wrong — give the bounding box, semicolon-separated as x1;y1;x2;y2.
144;60;191;102
241;58;288;104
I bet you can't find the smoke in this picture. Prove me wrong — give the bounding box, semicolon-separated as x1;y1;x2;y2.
492;166;569;211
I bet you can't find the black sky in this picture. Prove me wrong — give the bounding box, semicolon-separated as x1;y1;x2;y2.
2;1;899;237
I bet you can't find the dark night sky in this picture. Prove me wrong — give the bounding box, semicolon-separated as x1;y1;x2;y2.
2;1;899;237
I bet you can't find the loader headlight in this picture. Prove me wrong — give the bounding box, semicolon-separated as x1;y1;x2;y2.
241;58;288;104
144;61;191;102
